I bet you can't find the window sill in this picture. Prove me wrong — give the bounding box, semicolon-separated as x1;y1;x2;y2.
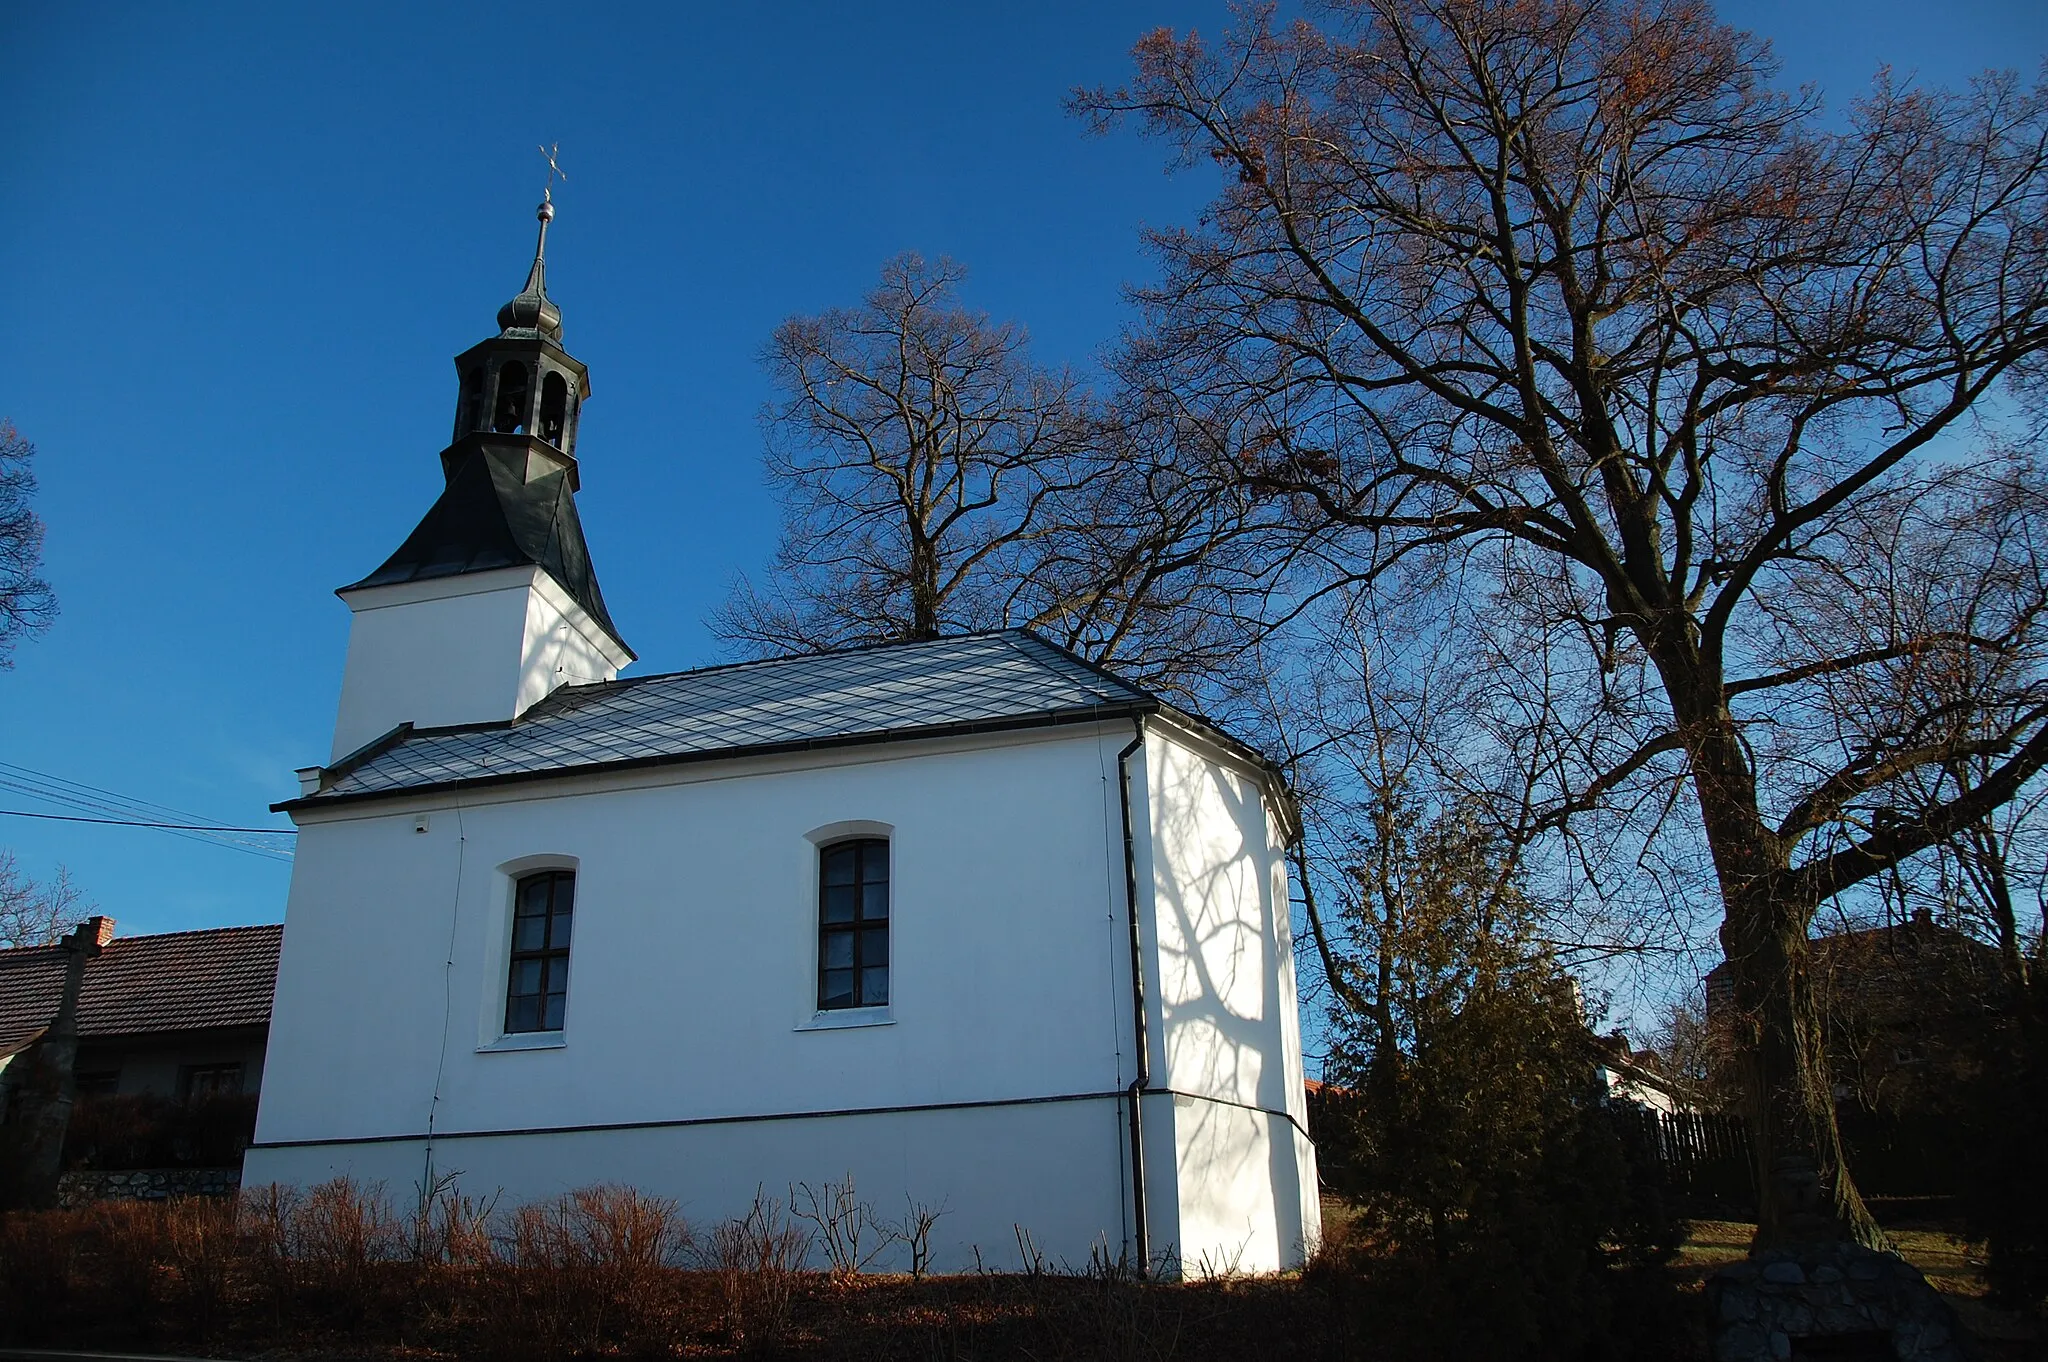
794;1008;894;1032
478;1031;566;1053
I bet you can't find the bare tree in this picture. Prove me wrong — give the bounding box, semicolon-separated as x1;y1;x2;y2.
1076;0;2048;1243
717;254;1100;650
0;422;57;665
0;852;87;949
716;255;1272;694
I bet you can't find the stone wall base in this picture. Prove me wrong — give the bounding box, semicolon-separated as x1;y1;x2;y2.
1708;1239;1969;1361
56;1167;243;1207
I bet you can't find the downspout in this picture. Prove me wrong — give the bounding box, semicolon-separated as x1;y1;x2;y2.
1116;719;1151;1277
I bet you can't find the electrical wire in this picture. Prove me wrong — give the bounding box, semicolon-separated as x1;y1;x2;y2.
0;808;296;834
0;761;296;862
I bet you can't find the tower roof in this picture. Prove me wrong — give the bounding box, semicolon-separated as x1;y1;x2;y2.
343;439;631;656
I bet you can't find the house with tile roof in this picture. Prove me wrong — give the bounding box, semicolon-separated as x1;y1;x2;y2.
0;921;281;1105
245;197;1319;1276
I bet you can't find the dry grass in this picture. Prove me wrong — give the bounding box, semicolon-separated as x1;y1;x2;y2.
0;1179;1361;1360
3;1183;2037;1360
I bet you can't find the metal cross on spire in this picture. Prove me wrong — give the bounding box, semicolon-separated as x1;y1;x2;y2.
539;143;567;205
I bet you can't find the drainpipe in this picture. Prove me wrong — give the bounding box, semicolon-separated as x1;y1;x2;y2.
1115;719;1152;1277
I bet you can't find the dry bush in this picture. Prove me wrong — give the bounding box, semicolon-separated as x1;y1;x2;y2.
81;1201;165;1327
290;1175;398;1269
793;1173;890;1278
0;1206;84;1342
157;1196;238;1339
702;1186;811;1347
895;1195;947;1282
489;1183;690;1357
403;1170;499;1266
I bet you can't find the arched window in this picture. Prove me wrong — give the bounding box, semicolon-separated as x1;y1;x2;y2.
539;371;569;447
459;367;484;438
506;868;574;1032
818;838;889;1010
493;361;531;433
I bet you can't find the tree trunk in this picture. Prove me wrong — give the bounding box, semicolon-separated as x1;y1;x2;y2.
1721;891;1886;1248
1661;657;1886;1247
907;536;940;641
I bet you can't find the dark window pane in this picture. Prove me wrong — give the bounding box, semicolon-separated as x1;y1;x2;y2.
821;969;854;1009
861;927;888;967
823;846;857;885
508;871;574;1035
508;994;540;1033
823;884;856;923
511;959;542;995
860;967;889;1006
862;881;889;920
860;841;888;881
823;932;854;970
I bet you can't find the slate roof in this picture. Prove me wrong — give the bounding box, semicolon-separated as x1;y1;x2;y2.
0;924;282;1056
346;439;630;654
294;630;1169;809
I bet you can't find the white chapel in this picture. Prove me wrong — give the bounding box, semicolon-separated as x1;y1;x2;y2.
244;195;1321;1275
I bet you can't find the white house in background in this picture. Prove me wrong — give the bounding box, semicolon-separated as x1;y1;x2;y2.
244;196;1320;1276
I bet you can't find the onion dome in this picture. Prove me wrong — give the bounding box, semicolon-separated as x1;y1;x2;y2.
497;194;564;340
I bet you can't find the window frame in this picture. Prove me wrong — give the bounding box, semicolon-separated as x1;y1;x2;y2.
815;836;891;1012
504;867;576;1035
179;1062;244;1101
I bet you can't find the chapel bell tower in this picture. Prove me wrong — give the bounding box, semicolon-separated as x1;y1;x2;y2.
322;189;635;766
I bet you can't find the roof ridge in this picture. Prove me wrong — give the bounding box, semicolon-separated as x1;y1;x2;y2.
107;923;283;942
0;921;282;962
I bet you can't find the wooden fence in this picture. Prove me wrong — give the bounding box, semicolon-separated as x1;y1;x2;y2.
1616;1108;1756;1214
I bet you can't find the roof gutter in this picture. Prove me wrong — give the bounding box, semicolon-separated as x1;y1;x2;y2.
1116;717;1152;1277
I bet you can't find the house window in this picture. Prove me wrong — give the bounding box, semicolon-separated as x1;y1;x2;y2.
74;1070;120;1098
180;1063;244;1101
507;869;574;1033
818;838;888;1010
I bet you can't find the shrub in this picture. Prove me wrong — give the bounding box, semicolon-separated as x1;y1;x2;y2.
490;1183;690;1357
702;1186;811;1347
61;1093;259;1170
1314;978;1683;1360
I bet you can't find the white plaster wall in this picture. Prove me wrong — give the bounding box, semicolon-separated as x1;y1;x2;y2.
1141;726;1320;1273
517;571;633;716
331;568;627;761
250;726;1148;1267
247;1101;1127;1274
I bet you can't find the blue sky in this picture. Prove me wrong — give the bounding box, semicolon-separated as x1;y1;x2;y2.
4;0;2044;938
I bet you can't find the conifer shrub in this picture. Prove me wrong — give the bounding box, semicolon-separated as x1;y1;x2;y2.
1305;803;1683;1360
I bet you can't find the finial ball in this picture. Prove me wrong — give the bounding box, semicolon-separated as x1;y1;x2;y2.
538;197;556;223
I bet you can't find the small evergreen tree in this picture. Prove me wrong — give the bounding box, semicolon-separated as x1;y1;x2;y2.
1309;797;1680;1360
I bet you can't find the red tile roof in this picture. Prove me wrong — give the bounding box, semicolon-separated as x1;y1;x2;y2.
0;924;281;1053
